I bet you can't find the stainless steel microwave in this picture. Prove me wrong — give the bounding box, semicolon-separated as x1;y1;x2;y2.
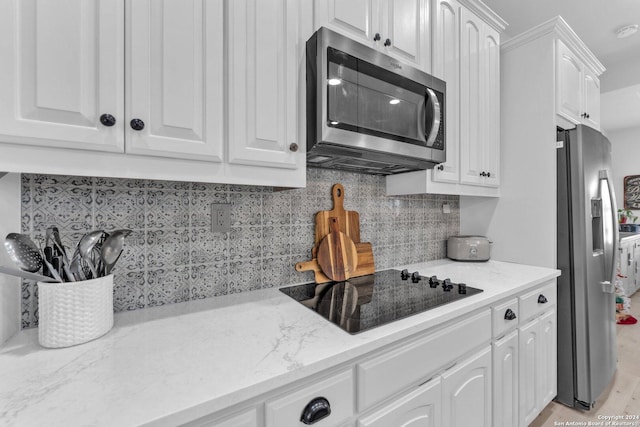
306;27;446;175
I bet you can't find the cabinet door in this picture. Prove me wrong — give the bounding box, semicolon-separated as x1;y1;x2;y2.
458;8;484;186
379;0;428;70
0;0;124;152
431;0;460;184
442;346;492;427
314;0;377;45
481;25;500;187
537;309;557;410
126;0;223;161
518;317;539;427
492;330;518;427
358;377;441;427
228;0;303;170
556;40;583;125
582;68;601;130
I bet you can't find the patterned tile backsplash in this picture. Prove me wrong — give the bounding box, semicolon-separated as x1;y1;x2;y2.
20;169;459;328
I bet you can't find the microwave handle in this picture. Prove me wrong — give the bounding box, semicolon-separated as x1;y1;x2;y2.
424;88;441;146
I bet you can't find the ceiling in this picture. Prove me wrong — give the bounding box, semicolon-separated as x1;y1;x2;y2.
482;0;640;132
482;0;640;68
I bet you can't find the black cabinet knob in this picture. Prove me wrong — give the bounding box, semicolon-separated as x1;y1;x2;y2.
437;164;444;171
504;308;517;320
487;172;491;177
130;118;145;131
384;38;392;47
538;294;548;304
100;114;116;127
586;113;590;119
373;33;381;41
300;397;331;425
429;275;439;288
289;143;299;152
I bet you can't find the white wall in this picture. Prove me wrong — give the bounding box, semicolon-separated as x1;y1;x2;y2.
461;33;558;269
0;173;21;345
608;125;640;216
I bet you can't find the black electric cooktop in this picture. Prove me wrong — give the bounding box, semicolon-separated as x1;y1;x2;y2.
280;269;483;334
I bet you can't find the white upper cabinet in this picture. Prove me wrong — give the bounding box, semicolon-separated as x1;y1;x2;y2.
459;9;482;186
314;0;376;45
379;0;429;70
314;0;429;71
386;0;505;197
556;39;603;130
126;0;223;161
431;0;461;184
227;0;303;169
0;0;124;152
459;9;500;187
0;0;307;187
582;67;601;129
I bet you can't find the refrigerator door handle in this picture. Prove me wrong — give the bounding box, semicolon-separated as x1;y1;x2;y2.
599;169;619;292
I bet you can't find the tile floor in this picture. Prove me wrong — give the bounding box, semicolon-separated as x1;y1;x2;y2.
531;291;640;426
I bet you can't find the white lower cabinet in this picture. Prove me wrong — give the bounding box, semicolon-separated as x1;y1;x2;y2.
492;330;518;427
442;346;492;427
358;377;442;427
518;306;557;426
182;283;558;427
490;280;557;427
537;309;558;410
519;316;540;426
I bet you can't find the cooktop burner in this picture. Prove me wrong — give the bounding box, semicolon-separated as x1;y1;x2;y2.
280;269;483;334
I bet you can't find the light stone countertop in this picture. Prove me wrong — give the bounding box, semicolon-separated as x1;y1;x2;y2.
0;259;560;427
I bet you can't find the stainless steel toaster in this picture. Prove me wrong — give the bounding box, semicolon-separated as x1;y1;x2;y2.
447;236;491;262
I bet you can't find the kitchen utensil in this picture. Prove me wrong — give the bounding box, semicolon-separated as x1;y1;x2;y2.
100;229;132;276
0;265;58;283
4;233;43;272
70;256;87;281
76;230;105;278
296;242;374;283
316;217;358;282
44;226;75;282
46;255;64;283
312;184;361;257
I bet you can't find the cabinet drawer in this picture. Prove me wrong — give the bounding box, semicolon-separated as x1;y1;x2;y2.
519;281;556;321
492;298;519;338
357;310;491;410
265;369;354;427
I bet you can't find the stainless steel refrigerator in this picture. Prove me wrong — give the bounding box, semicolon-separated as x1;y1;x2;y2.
556;124;618;409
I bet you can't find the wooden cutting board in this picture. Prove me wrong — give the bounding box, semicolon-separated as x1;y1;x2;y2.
312;184;361;257
295;242;375;284
316;217;358;281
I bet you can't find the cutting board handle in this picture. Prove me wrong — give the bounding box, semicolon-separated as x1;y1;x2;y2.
332;183;345;213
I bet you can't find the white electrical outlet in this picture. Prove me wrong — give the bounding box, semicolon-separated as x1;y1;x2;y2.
442;203;451;214
211;203;231;232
